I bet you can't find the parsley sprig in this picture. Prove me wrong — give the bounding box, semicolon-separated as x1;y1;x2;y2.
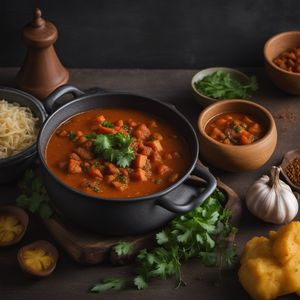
86;133;135;168
90;190;237;292
194;70;258;100
16;169;53;219
113;242;133;257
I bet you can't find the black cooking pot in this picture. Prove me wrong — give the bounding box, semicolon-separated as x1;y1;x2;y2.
38;85;216;235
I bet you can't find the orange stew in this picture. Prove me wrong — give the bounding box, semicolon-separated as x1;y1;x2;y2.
205;112;265;145
46;108;190;198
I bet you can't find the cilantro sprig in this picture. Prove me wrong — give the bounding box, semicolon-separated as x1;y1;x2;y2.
87;133;135;168
16;169;53;219
194;70;258;100
90;278;127;293
113;242;133;257
90;190;237;292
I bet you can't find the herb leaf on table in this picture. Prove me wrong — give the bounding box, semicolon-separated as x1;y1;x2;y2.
16;169;53;219
194;71;258;100
90;278;127;293
113;241;134;257
91;190;237;292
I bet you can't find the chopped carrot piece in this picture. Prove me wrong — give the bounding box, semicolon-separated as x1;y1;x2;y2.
140;146;152;156
115;120;124;127
97;125;116;134
133;124;151;140
90;166;103;179
105;163;120;175
78;136;87;144
57;130;68;137
120;168;129;176
151;132;163;141
134;154;147;169
215;118;227;126
240;131;254;145
147;140;163;152
68;159;82;174
248;123;262;135
132;169;148;181
95;115;106;123
210;127;226;140
76;131;84;137
75;147;94;160
149;151;162;163
111;181;128;191
243;116;254;125
105;175;116;183
69;152;81;161
156;164;170;175
168;173;179;183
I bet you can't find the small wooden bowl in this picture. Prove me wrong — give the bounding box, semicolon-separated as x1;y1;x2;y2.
264;31;300;95
0;206;29;247
17;240;58;277
197;100;277;172
191;67;250;107
280;149;300;192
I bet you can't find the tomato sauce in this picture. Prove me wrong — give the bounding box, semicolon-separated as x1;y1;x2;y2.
45;108;190;198
205;112;265;145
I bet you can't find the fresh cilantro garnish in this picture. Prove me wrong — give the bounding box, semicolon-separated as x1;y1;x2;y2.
102;120;115;128
132;190;237;288
90;278;127;293
68;131;76;139
122;124;129;130
87;133;135;168
92;190;237;292
16;169;53;219
194;71;258;100
134;275;148;290
113;242;133;257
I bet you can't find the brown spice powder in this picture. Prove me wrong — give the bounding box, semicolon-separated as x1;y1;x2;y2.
285;157;300;186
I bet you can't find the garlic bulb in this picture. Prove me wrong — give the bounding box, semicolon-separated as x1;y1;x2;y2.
246;166;298;224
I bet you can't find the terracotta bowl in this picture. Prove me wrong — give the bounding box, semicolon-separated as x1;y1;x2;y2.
197;100;277;172
264;31;300;95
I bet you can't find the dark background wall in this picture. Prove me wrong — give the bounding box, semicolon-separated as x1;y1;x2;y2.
0;0;299;68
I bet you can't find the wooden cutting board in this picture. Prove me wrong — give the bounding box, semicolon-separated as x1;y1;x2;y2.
43;175;241;265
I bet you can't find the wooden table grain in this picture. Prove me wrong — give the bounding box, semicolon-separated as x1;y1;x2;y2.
0;68;299;300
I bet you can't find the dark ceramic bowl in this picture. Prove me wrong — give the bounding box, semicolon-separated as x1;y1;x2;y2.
37;85;217;236
0;87;47;184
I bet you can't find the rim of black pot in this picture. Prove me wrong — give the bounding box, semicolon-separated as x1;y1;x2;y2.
0;86;47;166
38;91;199;203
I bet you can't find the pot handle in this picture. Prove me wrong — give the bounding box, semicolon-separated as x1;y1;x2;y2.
156;164;217;213
44;85;86;114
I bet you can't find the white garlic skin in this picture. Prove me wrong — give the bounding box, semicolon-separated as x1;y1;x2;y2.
246;172;299;224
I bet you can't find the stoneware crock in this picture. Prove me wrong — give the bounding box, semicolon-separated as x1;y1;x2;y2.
0;87;47;184
38;85;217;235
198;99;277;172
264;31;300;95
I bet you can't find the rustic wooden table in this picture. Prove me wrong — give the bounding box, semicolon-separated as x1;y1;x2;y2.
0;68;299;300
